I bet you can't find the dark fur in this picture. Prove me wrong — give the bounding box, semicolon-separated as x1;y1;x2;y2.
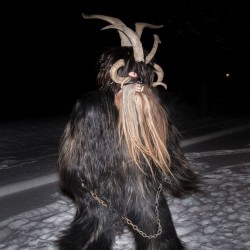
57;48;198;250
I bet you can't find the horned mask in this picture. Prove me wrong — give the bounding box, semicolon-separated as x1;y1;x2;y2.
82;13;167;90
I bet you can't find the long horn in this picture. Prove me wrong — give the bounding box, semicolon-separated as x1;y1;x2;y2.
82;13;131;46
110;59;131;85
102;25;144;62
135;23;164;39
151;64;167;90
145;34;161;64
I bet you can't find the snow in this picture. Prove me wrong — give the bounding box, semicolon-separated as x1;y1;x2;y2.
0;113;250;250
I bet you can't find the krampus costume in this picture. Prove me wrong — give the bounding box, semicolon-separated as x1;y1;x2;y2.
57;13;198;250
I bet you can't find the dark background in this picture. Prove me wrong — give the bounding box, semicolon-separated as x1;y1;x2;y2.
1;1;249;120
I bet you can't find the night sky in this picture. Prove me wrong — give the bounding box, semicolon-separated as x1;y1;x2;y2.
2;1;249;120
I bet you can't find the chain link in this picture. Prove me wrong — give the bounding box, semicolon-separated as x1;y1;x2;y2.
122;183;162;239
82;181;163;239
90;190;108;207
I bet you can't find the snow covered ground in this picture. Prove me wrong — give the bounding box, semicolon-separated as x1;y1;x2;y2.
0;113;249;250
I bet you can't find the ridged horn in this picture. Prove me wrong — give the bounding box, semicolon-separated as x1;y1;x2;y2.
151;64;167;90
145;34;161;64
102;25;144;62
135;23;164;39
110;59;131;85
82;13;144;62
82;13;131;47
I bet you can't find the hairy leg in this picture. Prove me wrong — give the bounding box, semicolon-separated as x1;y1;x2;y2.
56;209;118;250
131;196;185;250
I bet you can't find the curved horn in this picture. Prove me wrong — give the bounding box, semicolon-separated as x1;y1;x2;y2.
102;25;144;62
152;82;167;90
82;13;131;46
151;64;167;90
110;59;131;85
135;23;164;39
145;34;161;64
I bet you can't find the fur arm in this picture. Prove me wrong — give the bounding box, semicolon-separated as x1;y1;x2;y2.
58;90;118;197
164;120;200;196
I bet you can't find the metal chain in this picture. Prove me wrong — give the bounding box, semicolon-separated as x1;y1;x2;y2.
82;182;163;239
122;183;162;239
89;190;108;207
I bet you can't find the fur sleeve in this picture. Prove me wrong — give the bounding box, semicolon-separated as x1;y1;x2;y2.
164;119;200;196
58;91;119;197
